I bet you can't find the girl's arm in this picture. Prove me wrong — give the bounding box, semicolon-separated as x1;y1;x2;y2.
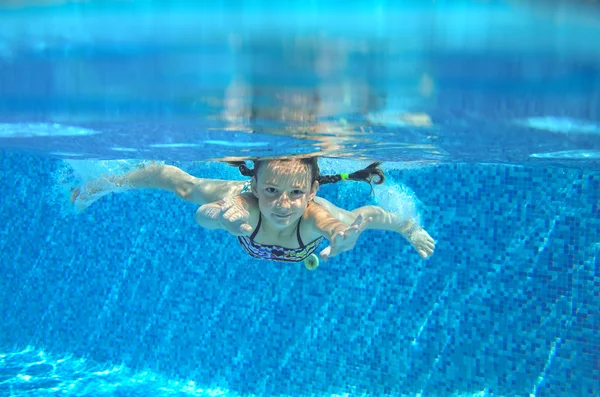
304;202;371;261
312;197;435;259
304;202;356;241
71;162;245;209
313;197;398;231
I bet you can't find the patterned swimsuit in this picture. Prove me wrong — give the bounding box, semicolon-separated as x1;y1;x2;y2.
238;213;323;262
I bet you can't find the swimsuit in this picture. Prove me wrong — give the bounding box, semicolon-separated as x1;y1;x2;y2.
238;213;323;262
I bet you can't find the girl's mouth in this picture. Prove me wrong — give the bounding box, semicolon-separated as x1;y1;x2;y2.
273;213;292;219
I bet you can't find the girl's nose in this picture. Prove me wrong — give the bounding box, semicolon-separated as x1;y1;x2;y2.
276;194;291;208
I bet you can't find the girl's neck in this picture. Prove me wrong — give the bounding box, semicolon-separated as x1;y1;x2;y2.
260;214;300;239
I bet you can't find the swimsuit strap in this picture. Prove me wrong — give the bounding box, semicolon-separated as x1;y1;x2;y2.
249;213;261;240
250;212;305;248
296;217;305;248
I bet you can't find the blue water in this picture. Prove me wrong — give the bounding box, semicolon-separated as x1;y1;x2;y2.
1;0;599;165
0;1;599;397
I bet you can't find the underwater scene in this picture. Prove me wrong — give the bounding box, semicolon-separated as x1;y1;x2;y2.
0;1;598;396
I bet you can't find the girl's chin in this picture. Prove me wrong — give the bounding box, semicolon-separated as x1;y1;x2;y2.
270;213;298;225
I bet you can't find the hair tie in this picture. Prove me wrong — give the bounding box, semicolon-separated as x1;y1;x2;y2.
340;172;349;181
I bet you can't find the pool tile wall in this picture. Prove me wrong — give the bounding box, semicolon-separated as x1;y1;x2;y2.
0;152;598;397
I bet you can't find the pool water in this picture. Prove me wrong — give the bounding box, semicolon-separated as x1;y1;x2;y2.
0;1;599;396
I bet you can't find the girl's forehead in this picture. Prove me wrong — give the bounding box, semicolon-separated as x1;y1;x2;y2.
258;161;312;186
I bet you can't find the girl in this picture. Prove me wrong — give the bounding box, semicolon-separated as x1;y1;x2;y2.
72;158;435;263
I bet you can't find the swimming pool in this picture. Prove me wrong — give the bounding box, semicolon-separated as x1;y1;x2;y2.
0;1;599;396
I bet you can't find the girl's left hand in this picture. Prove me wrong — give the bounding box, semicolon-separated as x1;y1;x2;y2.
319;214;371;261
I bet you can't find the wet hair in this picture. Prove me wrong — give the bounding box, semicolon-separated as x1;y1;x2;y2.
227;158;385;194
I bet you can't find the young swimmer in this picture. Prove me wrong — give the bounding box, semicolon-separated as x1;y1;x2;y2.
71;158;436;262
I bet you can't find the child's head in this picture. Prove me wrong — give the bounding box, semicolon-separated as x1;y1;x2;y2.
228;157;385;228
250;159;319;228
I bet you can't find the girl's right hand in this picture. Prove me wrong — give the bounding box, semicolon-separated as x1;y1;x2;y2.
219;197;253;235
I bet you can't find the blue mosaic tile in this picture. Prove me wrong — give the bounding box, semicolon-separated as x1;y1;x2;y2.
0;152;598;396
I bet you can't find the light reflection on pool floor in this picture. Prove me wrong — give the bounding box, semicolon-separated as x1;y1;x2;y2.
0;346;504;397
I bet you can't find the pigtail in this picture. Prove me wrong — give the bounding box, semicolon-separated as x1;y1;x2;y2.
318;162;385;195
348;162;385;185
227;161;255;177
228;158;385;195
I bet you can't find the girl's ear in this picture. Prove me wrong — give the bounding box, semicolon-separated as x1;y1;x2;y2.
251;176;258;197
309;180;319;201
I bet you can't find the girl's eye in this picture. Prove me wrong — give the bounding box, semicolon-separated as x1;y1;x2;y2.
292;190;304;195
265;187;277;193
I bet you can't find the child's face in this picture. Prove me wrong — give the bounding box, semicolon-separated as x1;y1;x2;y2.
252;160;318;229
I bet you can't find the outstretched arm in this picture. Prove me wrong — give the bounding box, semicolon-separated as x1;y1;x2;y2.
313;197;435;259
72;162;244;209
304;202;371;261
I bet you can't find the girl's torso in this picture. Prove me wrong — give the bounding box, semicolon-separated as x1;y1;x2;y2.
238;194;323;262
